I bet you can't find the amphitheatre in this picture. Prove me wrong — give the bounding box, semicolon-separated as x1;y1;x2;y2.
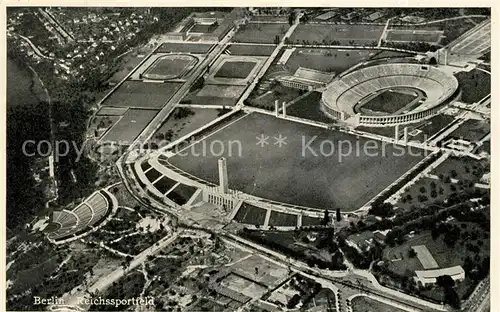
45;190;118;243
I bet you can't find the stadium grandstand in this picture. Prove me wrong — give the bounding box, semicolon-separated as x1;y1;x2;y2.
321;63;459;127
277;67;335;90
46;190;117;242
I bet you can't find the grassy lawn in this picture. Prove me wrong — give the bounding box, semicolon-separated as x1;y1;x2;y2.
183;84;246;106
269;210;298;227
226;44;276;56
233;203;268;225
386;29;443;43
232;23;289;44
168;112;425;211
214;61;257;79
101;108;158;144
285;48;376;75
109;54;146;85
249;84;302;110
449;119;490;142
166;183;197;205
360;89;417;114
102;81;182;109
144;55;196;78
289;24;384;45
410;114;456;142
302;215;323;226
156;42;214;54
351;296;406;312
390;16;487;46
154;176;178;194
454;69;490;103
153;107;222;146
286;91;333;123
189;23;218;33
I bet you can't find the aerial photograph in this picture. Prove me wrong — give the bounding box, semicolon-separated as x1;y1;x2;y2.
5;6;491;312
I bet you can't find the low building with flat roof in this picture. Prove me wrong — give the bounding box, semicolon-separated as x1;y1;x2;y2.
414;266;465;286
411;245;439;269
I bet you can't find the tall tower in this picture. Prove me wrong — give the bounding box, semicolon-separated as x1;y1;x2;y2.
218;157;229;194
394;124;400;142
403;126;409;144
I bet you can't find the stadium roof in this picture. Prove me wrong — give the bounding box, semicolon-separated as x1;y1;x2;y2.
294;67;335;84
415;266;465;280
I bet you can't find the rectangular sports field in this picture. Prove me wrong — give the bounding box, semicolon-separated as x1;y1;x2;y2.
232;23;290;44
285;48;376;75
289;24;385;45
183;85;245;106
144;56;193;77
102;81;182;109
214;61;257;79
385;29;443;43
226;44;276;56
155;42;214;54
362;90;416;114
168;113;425;211
101;108;158;144
189;23;218;33
269;211;298;227
233;203;268;225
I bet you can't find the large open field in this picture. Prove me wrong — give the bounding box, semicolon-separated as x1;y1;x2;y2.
232;23;290;44
284;48;377;75
351;296;406;312
153;107;222;145
156;42;214;54
183;84;246;106
214;61;257;79
226;44;276;56
168;113;425;211
101;108;158;143
289;24;384;45
102;81;182;108
385;29;443;43
143;54;197;79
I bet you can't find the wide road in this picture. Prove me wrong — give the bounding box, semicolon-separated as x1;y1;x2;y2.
130;28;238;150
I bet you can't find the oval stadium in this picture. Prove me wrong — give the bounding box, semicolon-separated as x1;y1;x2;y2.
321;63;459;127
